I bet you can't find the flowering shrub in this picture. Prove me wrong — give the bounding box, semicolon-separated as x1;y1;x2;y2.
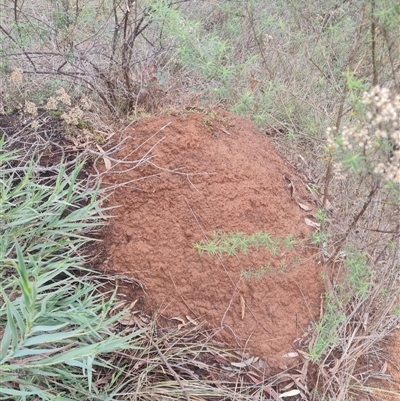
327;86;400;184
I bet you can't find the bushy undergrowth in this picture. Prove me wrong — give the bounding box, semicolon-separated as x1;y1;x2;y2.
306;86;400;400
1;0;399;134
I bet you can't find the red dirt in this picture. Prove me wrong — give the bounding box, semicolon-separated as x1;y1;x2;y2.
372;330;400;400
101;109;325;369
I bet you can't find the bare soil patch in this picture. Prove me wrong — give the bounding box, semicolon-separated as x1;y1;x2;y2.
100;109;325;369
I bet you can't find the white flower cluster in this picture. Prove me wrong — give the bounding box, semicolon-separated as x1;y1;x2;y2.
45;87;72;110
80;96;92;110
44;88;85;125
61;106;83;125
24;100;38;117
9;68;23;84
327;86;400;184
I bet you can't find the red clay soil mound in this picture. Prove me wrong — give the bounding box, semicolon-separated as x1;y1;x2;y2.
101;109;324;368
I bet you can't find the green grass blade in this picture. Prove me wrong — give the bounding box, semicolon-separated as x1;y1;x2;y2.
0;321;13;361
23;329;86;347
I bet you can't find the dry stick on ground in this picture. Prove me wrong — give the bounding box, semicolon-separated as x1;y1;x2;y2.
144;331;191;401
89;128;169;177
168;270;200;320
370;0;378;87
93;123;216;192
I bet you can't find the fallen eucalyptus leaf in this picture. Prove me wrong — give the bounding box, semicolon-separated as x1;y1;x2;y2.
278;389;301;398
240;295;245;320
305;218;320;228
297;202;312;212
186;315;198;326
96;144;112;171
231;361;248;368
282;352;299;358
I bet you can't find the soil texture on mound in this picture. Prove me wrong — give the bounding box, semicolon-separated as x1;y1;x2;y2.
101;109;324;368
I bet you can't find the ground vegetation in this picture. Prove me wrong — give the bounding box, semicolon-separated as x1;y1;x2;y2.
1;0;400;400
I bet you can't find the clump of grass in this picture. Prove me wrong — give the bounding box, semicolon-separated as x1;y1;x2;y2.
308;292;346;362
309;250;376;363
311;230;328;246
194;231;297;257
301;86;400;399
0;137;143;399
241;264;289;280
344;250;373;298
241;265;273;280
282;234;297;250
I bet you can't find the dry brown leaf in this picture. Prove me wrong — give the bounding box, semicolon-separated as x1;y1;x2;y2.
247;370;262;383
96;144;112;170
171;317;187;330
362;312;369;331
278;389;301;398
281;382;295;391
140;316;150;324
292;377;309;395
109;301;126;315
325;198;334;211
282;352;299;358
220;127;232;136
222;365;236;371
171;317;186;325
380;361;387;374
240;295;245;320
244;357;254;365
231;361;248;368
297;202;312;212
300;359;310;381
231;357;254;369
305;218;320;228
129;299;138;309
186;315;198;326
285;176;295;198
119;313;135;326
263;385;280;400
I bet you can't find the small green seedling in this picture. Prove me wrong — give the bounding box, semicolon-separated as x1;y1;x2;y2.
194;231;281;257
241;265;272;280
